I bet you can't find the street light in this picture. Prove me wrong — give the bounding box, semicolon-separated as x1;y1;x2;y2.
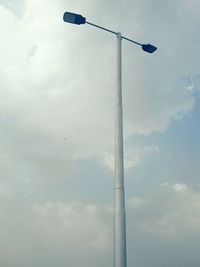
63;11;157;267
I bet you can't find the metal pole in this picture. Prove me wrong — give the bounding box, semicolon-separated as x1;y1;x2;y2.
114;32;127;267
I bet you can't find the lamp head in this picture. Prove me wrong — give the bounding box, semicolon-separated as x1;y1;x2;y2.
63;12;86;25
142;44;157;53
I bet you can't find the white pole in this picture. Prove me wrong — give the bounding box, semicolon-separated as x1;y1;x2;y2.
114;32;127;267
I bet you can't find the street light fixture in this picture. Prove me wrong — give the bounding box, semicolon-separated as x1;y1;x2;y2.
63;12;86;25
63;11;157;267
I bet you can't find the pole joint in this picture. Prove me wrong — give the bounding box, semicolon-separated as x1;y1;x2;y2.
117;32;122;40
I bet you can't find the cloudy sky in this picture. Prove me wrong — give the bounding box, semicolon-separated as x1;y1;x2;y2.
0;0;200;266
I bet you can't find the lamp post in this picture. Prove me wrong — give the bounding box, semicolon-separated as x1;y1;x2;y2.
63;12;157;267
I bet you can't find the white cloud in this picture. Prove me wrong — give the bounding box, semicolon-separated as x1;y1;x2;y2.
186;74;200;93
128;197;146;208
0;180;12;197
32;201;112;250
102;144;159;172
160;182;169;186
173;183;188;193
126;144;160;169
102;151;114;171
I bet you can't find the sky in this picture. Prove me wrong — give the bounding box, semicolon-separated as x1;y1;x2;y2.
0;0;200;266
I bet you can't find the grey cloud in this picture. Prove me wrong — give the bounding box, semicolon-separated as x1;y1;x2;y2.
0;0;197;163
0;200;112;267
127;185;200;267
0;187;200;267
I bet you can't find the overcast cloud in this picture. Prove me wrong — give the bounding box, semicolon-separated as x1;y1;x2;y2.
0;0;200;266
